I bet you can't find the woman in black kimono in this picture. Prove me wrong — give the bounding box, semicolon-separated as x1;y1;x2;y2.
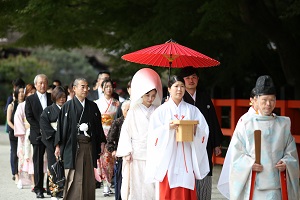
40;86;67;199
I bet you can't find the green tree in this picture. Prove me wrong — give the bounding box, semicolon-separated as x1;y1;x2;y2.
0;55;53;124
1;0;300;98
0;55;54;84
32;48;98;86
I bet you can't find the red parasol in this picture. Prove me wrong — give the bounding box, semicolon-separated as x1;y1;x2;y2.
122;39;220;80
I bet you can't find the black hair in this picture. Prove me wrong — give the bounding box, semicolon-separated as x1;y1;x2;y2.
168;75;185;88
101;78;114;89
97;70;110;79
13;85;25;100
92;79;98;87
53;79;62;86
51;86;67;102
179;66;199;78
12;78;25;88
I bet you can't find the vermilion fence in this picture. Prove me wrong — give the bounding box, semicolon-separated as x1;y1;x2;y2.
211;99;300;165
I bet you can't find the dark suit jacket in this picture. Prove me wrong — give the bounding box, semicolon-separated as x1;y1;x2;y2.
183;89;223;176
87;89;119;101
25;92;52;145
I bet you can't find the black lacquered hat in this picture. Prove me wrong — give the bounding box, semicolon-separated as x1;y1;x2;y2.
253;75;276;95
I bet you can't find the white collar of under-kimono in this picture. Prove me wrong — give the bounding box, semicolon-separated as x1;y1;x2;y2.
139;103;154;111
75;96;85;108
138;103;156;119
256;112;277;121
56;104;62;109
168;97;186;120
187;90;196;101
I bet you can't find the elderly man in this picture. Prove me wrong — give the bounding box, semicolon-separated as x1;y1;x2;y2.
25;74;52;198
227;75;299;199
54;78;106;200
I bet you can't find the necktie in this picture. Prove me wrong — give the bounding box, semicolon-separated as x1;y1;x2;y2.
40;94;47;110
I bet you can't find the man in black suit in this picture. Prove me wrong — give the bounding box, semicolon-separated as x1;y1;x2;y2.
179;67;223;200
25;74;52;198
87;70;119;101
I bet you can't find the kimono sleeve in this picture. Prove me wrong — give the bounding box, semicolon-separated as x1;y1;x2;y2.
116;110;133;157
280;118;299;200
40;107;56;140
14;103;26;136
145;108;170;183
229;122;254;200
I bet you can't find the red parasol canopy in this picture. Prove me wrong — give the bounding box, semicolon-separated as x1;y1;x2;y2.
122;39;220;80
122;39;220;68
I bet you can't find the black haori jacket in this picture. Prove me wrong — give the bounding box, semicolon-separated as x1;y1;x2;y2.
55;97;106;169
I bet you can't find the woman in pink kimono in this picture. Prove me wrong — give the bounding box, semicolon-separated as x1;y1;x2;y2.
116;68;163;200
14;84;36;189
95;78;120;196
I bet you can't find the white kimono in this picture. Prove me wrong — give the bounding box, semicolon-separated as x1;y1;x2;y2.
218;106;257;198
145;98;210;190
116;104;157;200
226;114;299;200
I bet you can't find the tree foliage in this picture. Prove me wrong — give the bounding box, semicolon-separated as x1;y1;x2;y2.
1;0;300;98
0;55;54;84
0;55;54;123
32;48;98;87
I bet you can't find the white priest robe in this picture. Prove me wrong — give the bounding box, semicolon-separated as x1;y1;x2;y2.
116;104;157;200
218;106;257;198
228;114;299;200
145;98;210;190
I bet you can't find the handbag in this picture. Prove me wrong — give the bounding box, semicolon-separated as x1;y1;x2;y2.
50;157;65;188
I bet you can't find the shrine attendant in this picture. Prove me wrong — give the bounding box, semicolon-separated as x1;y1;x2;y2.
145;75;209;200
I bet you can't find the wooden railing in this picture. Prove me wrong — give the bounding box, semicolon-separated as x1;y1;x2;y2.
211;99;300;165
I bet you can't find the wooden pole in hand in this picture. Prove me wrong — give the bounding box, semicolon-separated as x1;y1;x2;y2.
249;130;261;200
254;130;261;164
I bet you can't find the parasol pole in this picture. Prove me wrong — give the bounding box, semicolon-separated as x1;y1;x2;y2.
168;61;172;83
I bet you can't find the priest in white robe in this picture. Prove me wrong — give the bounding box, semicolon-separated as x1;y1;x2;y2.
220;75;299;199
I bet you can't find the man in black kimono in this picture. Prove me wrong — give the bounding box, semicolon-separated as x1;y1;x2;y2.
180;67;223;200
54;78;106;200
